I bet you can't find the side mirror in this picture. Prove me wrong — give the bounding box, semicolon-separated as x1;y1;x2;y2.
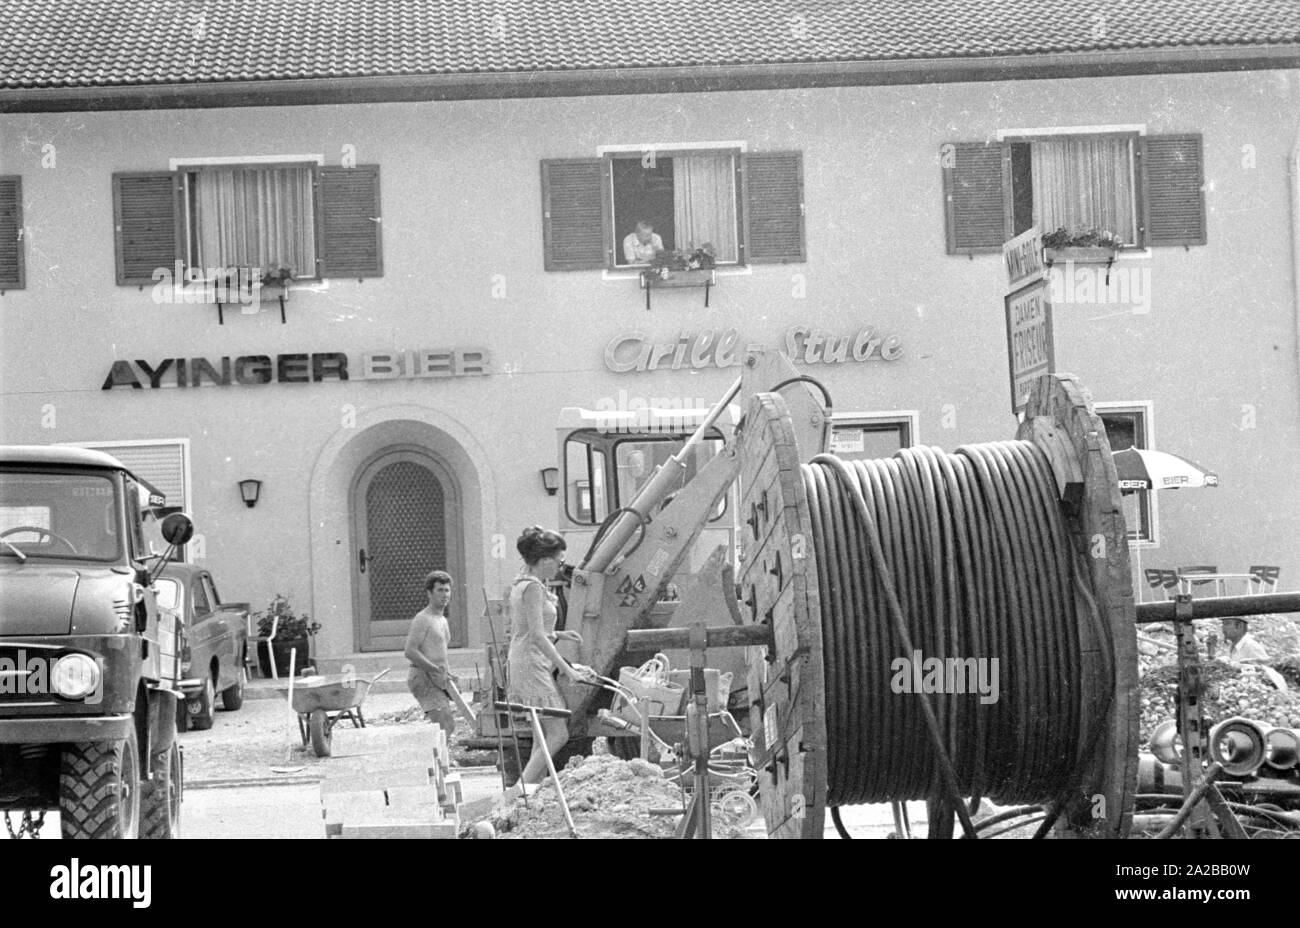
161;513;194;547
147;513;195;586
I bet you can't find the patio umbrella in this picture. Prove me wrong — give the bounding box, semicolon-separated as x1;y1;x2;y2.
1112;447;1219;492
1113;446;1218;603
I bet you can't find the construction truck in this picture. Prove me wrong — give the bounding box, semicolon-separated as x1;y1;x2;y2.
476;351;829;763
0;446;193;839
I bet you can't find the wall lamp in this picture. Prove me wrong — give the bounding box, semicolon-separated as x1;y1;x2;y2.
539;467;559;496
238;479;263;509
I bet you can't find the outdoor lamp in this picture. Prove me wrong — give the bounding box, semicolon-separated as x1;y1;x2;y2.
540;467;559;496
238;479;263;508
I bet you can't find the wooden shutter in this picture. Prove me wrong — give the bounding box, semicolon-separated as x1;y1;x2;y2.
318;165;383;278
0;176;23;290
942;142;1010;254
540;159;609;270
1140;134;1206;247
113;172;179;285
743;152;805;264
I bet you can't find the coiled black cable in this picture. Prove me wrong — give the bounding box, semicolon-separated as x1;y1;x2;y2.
803;441;1107;815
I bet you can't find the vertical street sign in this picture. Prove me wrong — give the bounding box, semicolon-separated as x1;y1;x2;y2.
1002;227;1053;414
1004;279;1055;415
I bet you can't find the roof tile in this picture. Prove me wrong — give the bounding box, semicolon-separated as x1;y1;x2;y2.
0;0;1297;90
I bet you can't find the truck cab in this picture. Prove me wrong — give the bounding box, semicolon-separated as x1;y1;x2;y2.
0;446;192;839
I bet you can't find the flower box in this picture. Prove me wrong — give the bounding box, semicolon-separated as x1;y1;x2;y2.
638;268;716;310
1043;245;1119;266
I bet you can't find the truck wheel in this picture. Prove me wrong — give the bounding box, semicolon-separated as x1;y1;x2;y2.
141;741;182;839
59;730;141;839
188;676;215;731
221;669;245;712
308;709;332;757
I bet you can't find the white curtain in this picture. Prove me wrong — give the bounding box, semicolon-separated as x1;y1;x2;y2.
1031;138;1137;243
195;167;316;274
673;153;738;261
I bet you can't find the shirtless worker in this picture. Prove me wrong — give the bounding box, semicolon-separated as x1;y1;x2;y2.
405;570;458;735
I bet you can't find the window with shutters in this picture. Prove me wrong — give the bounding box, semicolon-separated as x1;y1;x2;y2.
541;148;805;272
113;162;382;286
610;150;741;266
942;131;1205;255
179;163;319;281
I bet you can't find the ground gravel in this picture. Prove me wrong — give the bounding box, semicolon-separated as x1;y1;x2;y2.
472;753;751;839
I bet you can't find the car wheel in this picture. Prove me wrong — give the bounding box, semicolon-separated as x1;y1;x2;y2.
188;675;215;731
221;667;245;711
59;729;141;839
140;740;181;839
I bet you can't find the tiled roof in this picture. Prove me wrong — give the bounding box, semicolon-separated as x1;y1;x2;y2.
3;0;1298;90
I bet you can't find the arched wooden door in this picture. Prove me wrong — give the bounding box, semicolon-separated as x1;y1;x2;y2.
352;449;465;651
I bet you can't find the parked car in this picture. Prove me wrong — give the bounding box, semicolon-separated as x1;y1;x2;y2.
155;562;249;731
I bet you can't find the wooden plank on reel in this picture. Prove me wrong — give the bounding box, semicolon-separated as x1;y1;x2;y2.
1018;373;1139;839
738;392;828;839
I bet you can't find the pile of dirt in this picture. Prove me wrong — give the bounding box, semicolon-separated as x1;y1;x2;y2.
471;753;752;839
1139;659;1300;743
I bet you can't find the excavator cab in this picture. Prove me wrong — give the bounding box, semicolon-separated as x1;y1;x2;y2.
556;405;738;607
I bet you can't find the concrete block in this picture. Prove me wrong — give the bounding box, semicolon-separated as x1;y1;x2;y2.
320;766;430;794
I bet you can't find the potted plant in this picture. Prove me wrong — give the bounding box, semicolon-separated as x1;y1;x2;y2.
259;266;294;295
639;244;718;308
253;594;320;677
1041;227;1124;266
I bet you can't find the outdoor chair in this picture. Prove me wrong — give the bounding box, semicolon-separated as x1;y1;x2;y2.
1249;565;1281;594
1144;569;1181;601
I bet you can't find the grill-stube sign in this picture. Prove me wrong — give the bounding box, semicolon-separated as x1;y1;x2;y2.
1003;228;1054;415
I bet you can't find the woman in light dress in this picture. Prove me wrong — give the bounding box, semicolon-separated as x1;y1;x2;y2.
502;526;594;801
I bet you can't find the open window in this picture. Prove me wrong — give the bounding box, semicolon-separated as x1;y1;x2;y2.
1007;134;1139;244
942;132;1206;254
541;149;805;271
610;150;740;266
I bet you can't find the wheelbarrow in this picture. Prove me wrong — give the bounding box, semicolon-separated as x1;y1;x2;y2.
291;668;391;757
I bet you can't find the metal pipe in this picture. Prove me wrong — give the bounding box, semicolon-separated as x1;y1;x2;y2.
1135;592;1300;624
624;624;775;652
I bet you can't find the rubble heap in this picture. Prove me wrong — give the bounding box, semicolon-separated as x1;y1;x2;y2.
476;753;752;839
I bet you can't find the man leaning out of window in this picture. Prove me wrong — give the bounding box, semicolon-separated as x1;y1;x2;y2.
623;221;664;264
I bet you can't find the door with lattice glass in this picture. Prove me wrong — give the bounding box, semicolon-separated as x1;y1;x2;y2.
353;450;464;651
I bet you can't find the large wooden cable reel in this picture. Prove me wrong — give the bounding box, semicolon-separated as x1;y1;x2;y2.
737;374;1138;839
